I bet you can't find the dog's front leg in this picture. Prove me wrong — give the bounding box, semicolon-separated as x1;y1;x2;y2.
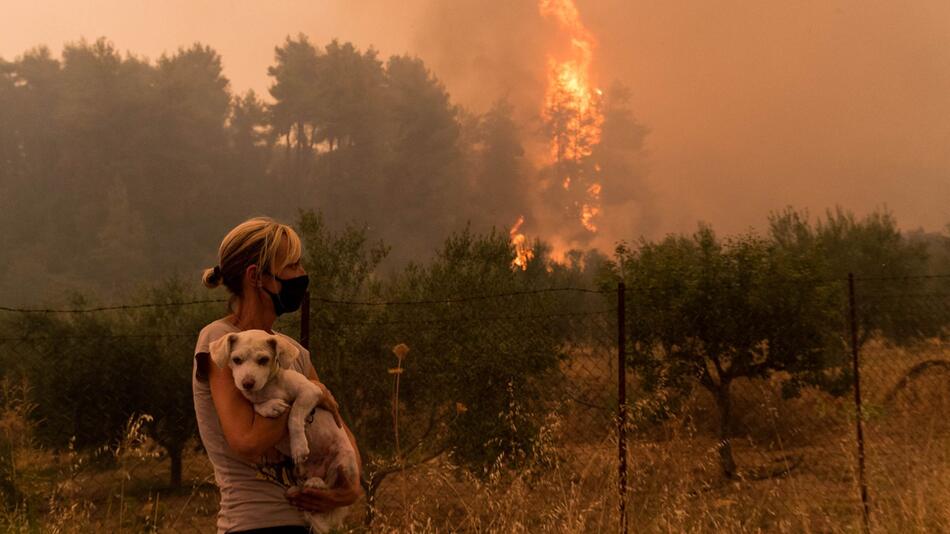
288;388;321;464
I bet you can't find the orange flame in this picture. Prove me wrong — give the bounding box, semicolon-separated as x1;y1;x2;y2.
580;203;600;232
540;0;604;234
509;215;535;270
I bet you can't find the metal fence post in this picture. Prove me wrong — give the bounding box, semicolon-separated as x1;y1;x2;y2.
300;289;311;352
848;273;871;533
617;281;628;534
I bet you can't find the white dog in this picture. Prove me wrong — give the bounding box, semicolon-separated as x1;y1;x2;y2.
209;329;359;533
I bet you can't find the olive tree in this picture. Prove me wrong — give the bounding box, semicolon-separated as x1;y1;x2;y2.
296;210;568;521
4;280;218;489
769;207;935;347
610;226;844;478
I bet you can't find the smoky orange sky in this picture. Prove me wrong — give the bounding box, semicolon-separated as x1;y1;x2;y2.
3;0;949;244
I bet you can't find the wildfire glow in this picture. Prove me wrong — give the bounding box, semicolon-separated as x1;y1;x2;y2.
540;0;604;234
506;1;603;271
510;215;534;271
580;203;600;232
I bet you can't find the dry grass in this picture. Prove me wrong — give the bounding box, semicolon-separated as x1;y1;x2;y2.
2;339;949;533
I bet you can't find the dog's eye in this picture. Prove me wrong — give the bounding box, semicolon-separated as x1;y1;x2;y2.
231;357;241;365
257;357;270;366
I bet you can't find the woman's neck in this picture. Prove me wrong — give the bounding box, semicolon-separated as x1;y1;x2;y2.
230;294;276;333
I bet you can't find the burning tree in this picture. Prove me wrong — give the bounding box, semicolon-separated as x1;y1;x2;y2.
539;0;605;238
503;0;611;271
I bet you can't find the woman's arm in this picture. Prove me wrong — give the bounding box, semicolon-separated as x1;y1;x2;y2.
304;367;361;476
305;367;344;428
202;352;290;461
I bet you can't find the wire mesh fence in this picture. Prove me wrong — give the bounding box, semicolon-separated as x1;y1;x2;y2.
0;298;224;532
303;288;621;529
850;276;950;533
0;287;626;532
0;277;949;532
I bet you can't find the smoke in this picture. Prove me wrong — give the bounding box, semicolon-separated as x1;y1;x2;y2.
410;0;657;256
3;0;949;243
411;0;950;243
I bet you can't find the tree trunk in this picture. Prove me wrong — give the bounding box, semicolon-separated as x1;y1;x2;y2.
169;445;183;490
715;381;738;479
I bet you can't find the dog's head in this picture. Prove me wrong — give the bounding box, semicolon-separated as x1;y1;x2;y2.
208;329;300;393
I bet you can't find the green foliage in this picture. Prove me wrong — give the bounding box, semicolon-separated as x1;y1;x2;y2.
268;34;321;152
384;228;565;471
266;38;474;262
591;83;650;211
0;378;34;511
295;209;391;429
0;35;651;306
609;225;847;476
613;226;846;399
465;99;529;229
296;215;570;481
124;279;221;487
0;280;220;488
769;207;937;346
0;39;235;304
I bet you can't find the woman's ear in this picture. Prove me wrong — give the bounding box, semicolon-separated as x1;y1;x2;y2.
245;264;262;287
209;333;238;368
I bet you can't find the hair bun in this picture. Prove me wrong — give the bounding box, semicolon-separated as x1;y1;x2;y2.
202;265;223;289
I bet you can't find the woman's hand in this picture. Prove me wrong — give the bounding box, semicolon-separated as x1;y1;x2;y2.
285;470;363;512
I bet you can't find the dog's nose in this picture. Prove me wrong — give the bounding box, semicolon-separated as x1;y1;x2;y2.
242;380;255;390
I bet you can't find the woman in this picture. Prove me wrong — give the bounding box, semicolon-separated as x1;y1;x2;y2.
193;217;362;533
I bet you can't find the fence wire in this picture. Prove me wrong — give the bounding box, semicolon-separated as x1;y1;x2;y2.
302;288;620;529
851;277;950;533
0;288;624;532
2;278;949;532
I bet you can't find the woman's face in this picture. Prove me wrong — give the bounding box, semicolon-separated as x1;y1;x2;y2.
261;234;307;293
269;257;305;282
261;249;306;296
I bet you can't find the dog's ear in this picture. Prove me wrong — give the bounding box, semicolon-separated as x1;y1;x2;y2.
209;333;238;369
268;335;300;369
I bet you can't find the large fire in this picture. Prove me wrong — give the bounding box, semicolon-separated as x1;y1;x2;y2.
540;0;603;163
509;0;605;270
541;0;604;237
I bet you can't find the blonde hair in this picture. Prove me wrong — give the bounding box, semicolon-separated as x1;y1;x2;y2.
202;217;302;306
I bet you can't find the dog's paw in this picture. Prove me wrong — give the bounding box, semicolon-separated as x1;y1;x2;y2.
255;399;289;418
291;441;310;464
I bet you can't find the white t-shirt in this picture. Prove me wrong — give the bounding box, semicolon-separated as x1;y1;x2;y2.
192;318;314;533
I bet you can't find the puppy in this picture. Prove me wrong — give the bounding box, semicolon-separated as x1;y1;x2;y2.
209;329;359;533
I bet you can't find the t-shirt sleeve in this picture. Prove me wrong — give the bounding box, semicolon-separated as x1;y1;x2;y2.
195;321;236;357
194;325;212;357
194;322;235;382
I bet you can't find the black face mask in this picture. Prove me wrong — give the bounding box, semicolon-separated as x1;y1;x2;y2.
263;273;310;316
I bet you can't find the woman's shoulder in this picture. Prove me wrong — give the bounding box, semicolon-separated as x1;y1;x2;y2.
273;331;313;371
195;317;240;356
